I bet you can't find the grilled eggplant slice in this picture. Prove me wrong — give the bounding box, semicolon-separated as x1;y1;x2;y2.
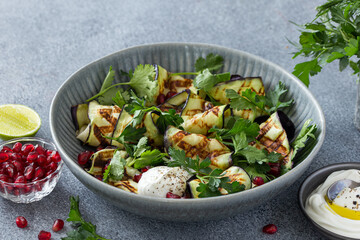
158;89;190;113
165;126;232;170
180;93;213;122
143;112;163;147
71;104;90;131
88;149;116;175
147;65;169;106
181;105;231;135
254;112;290;158
81;101;121;147
167;75;198;94
219;166;252;194
111;107;133;148
113;179;138;194
188;179;201;198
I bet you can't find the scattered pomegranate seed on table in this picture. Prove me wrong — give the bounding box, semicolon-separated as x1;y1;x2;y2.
38;230;51;240
262;224;277;234
52;219;64;232
15;216;28;228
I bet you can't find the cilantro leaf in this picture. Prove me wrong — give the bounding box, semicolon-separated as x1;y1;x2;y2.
193;69;231;91
132;149;167;169
195;53;224;72
106;150;127;182
128;64;157;101
62;196;110;240
156;109;184;134
291;119;317;160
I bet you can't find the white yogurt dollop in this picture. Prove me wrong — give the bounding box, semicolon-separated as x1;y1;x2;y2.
305;169;360;238
138;166;192;198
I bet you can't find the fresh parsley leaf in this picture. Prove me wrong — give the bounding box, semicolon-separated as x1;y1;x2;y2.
156;109;184;134
265;82;294;113
234;146;280;165
291;0;360;86
193;70;231;91
106;150;127;182
107;125;146;145
131;149;167;169
195;53;224;72
128;64;157;101
112;91;126;108
62;196;110;240
291;119;317;160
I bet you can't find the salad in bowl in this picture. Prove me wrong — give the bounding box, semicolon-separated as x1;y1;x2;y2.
70;53;316;199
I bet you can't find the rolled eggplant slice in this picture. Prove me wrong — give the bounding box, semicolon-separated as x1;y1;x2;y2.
158;89;190;113
253;112;290;158
180;93;214;122
147;65;169;106
165;126;232;170
80;101;122;147
87;149;117;175
111;107;134;148
143;112;163;147
166;75;198;95
208;77;265;104
181;105;231;135
71;104;90;131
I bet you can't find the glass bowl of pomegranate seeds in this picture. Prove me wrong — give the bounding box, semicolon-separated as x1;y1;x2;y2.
0;137;63;203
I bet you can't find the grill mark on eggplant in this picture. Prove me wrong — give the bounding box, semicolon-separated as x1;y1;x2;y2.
114;181;137;193
93;125;110;145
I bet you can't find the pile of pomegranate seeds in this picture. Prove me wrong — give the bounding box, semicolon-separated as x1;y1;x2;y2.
0;142;61;196
262;224;278;234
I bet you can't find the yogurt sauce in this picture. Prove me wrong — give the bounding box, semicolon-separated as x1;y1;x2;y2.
305;169;360;238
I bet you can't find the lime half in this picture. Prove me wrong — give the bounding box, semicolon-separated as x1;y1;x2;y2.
0;104;41;140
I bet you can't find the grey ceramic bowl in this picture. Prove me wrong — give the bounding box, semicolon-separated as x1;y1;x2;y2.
50;43;325;221
298;162;360;240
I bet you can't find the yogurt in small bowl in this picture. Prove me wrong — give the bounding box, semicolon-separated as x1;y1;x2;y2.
299;163;360;240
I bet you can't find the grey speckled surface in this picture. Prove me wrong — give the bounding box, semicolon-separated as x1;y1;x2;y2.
0;0;358;239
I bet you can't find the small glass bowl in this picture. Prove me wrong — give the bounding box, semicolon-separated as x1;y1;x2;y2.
0;137;63;203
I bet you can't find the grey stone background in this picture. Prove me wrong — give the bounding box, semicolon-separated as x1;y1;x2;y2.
0;0;358;239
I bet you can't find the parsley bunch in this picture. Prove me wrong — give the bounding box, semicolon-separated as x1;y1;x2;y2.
291;0;360;86
167;148;244;198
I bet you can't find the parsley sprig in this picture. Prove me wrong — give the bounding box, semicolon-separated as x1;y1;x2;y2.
225;82;293;115
167;147;244;198
291;119;317;160
291;0;360;86
62;196;110;240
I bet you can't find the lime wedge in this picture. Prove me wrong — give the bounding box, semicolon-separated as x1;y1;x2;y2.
0;104;41;140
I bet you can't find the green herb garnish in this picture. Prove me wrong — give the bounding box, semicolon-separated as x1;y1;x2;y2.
290;0;360;86
62;196;110;240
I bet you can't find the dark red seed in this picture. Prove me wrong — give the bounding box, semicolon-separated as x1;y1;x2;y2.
16;216;28;228
165;91;177;99
15;175;26;184
47;162;58;172
34;145;46;155
52;219;64;232
0;152;9;163
34;181;43;191
45;150;53;157
95;175;102;181
141;166;150;173
38;230;51;240
14;172;23;179
133;174;142;183
50;151;61;163
34;167;45;179
24;165;35;180
21;144;34;155
262;224;277;234
77;151;93;165
268;162;281;177
10;153;22;162
156;94;166;105
253;176;265;186
166;192;181;199
12;142;22;153
27;152;39;163
13;188;21;196
12;161;24;173
2;146;13;152
37;155;47;167
4;163;16;178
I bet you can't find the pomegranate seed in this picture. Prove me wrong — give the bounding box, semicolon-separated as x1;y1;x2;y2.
37;155;47;167
165;91;177;99
0;152;9;163
47;162;58;172
50;151;61;163
12;161;24;173
95;175;102;181
45;149;53;157
21;144;34;155
14;172;23;179
10;153;22;162
141;166;150;173
34;180;43;191
24;165;35;180
27;152;39;163
253;176;265;186
5;178;14;192
133;173;142;183
156;93;166;105
12;142;22;153
38;230;51;240
268;162;281;177
166;192;181;199
14;175;26;189
34;167;45;179
77;151;93;165
34;145;46;155
16;216;28;228
2;146;13;152
263;224;277;234
13;188;21;196
4;163;16;178
52;219;64;232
